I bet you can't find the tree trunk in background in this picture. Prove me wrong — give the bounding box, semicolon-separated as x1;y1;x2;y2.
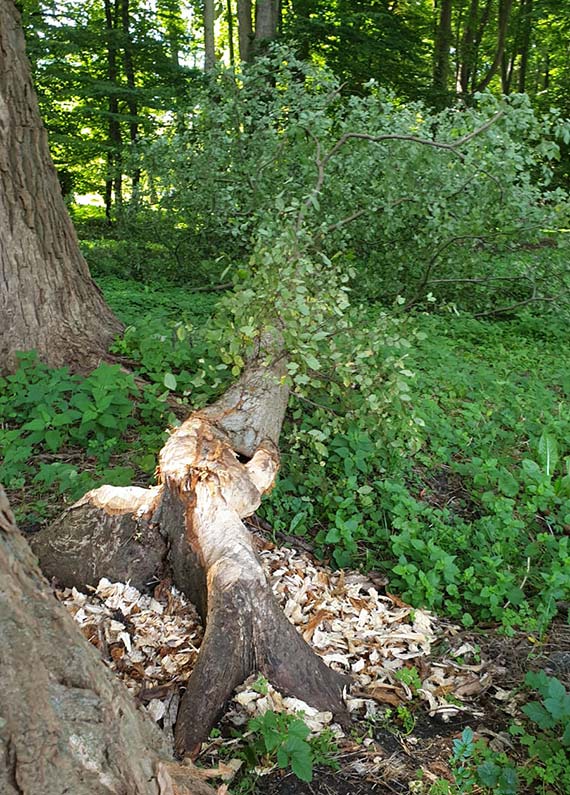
0;485;214;795
33;344;351;757
120;0;140;190
474;0;514;92
104;0;123;219
255;0;280;44
237;0;253;61
432;0;453;104
227;0;236;66
458;0;481;94
517;0;533;93
204;0;216;71
0;0;123;374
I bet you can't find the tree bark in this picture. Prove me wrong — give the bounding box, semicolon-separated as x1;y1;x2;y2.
120;0;141;190
203;0;216;71
432;0;453;104
517;0;533;93
0;484;215;795
237;0;253;62
0;0;123;374
473;0;514;92
254;0;280;44
104;0;123;217
33;347;351;758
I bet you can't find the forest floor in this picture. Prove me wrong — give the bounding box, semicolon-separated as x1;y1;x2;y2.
40;512;570;795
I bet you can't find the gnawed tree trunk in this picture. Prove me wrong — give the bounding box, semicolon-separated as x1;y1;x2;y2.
33;347;351;757
0;0;123;374
0;485;215;795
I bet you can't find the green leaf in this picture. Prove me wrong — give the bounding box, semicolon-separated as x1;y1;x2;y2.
498;468;519;497
538;431;559;477
44;430;62;452
304;353;320;371
477;760;500;787
163;372;177;391
22;418;45;432
522;701;556;729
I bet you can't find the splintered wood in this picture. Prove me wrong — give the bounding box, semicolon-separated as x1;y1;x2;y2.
58;541;487;737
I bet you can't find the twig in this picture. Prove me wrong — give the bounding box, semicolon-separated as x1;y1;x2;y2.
474;295;554;318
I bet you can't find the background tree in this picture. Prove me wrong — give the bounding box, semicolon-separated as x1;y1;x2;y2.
0;0;122;373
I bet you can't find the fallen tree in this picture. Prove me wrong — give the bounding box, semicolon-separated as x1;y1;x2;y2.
31;106;510;758
33;345;351;758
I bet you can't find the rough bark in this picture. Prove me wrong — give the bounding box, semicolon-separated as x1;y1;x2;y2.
0;0;123;374
34;351;351;757
0;484;214;795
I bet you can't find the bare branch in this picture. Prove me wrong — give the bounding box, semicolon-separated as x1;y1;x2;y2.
296;110;505;234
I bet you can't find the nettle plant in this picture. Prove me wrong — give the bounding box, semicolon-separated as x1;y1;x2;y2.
140;46;569;314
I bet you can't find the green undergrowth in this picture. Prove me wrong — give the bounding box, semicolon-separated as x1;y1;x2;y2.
0;278;224;525
2;276;570;632
262;310;570;633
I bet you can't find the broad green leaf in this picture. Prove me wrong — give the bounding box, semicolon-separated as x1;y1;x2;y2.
163;372;177;391
522;701;556;729
498;468;519;497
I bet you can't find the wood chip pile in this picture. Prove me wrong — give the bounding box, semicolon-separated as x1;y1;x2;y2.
57;542;489;741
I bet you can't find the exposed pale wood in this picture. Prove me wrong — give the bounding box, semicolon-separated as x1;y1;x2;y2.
37;351;350;756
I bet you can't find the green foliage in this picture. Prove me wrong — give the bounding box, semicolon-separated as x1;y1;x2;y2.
135;49;569;314
424;727;518;795
261;310;570;632
0;353;141;503
0;280;221;515
241;710;339;784
426;674;570;795
512;672;570;793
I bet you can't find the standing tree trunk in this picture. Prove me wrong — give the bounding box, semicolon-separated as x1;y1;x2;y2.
120;0;141;190
0;484;214;795
33;342;351;757
517;0;533;92
104;0;123;219
203;0;216;71
0;0;123;374
227;0;236;67
237;0;253;62
473;0;514;92
254;0;280;45
432;0;453;105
